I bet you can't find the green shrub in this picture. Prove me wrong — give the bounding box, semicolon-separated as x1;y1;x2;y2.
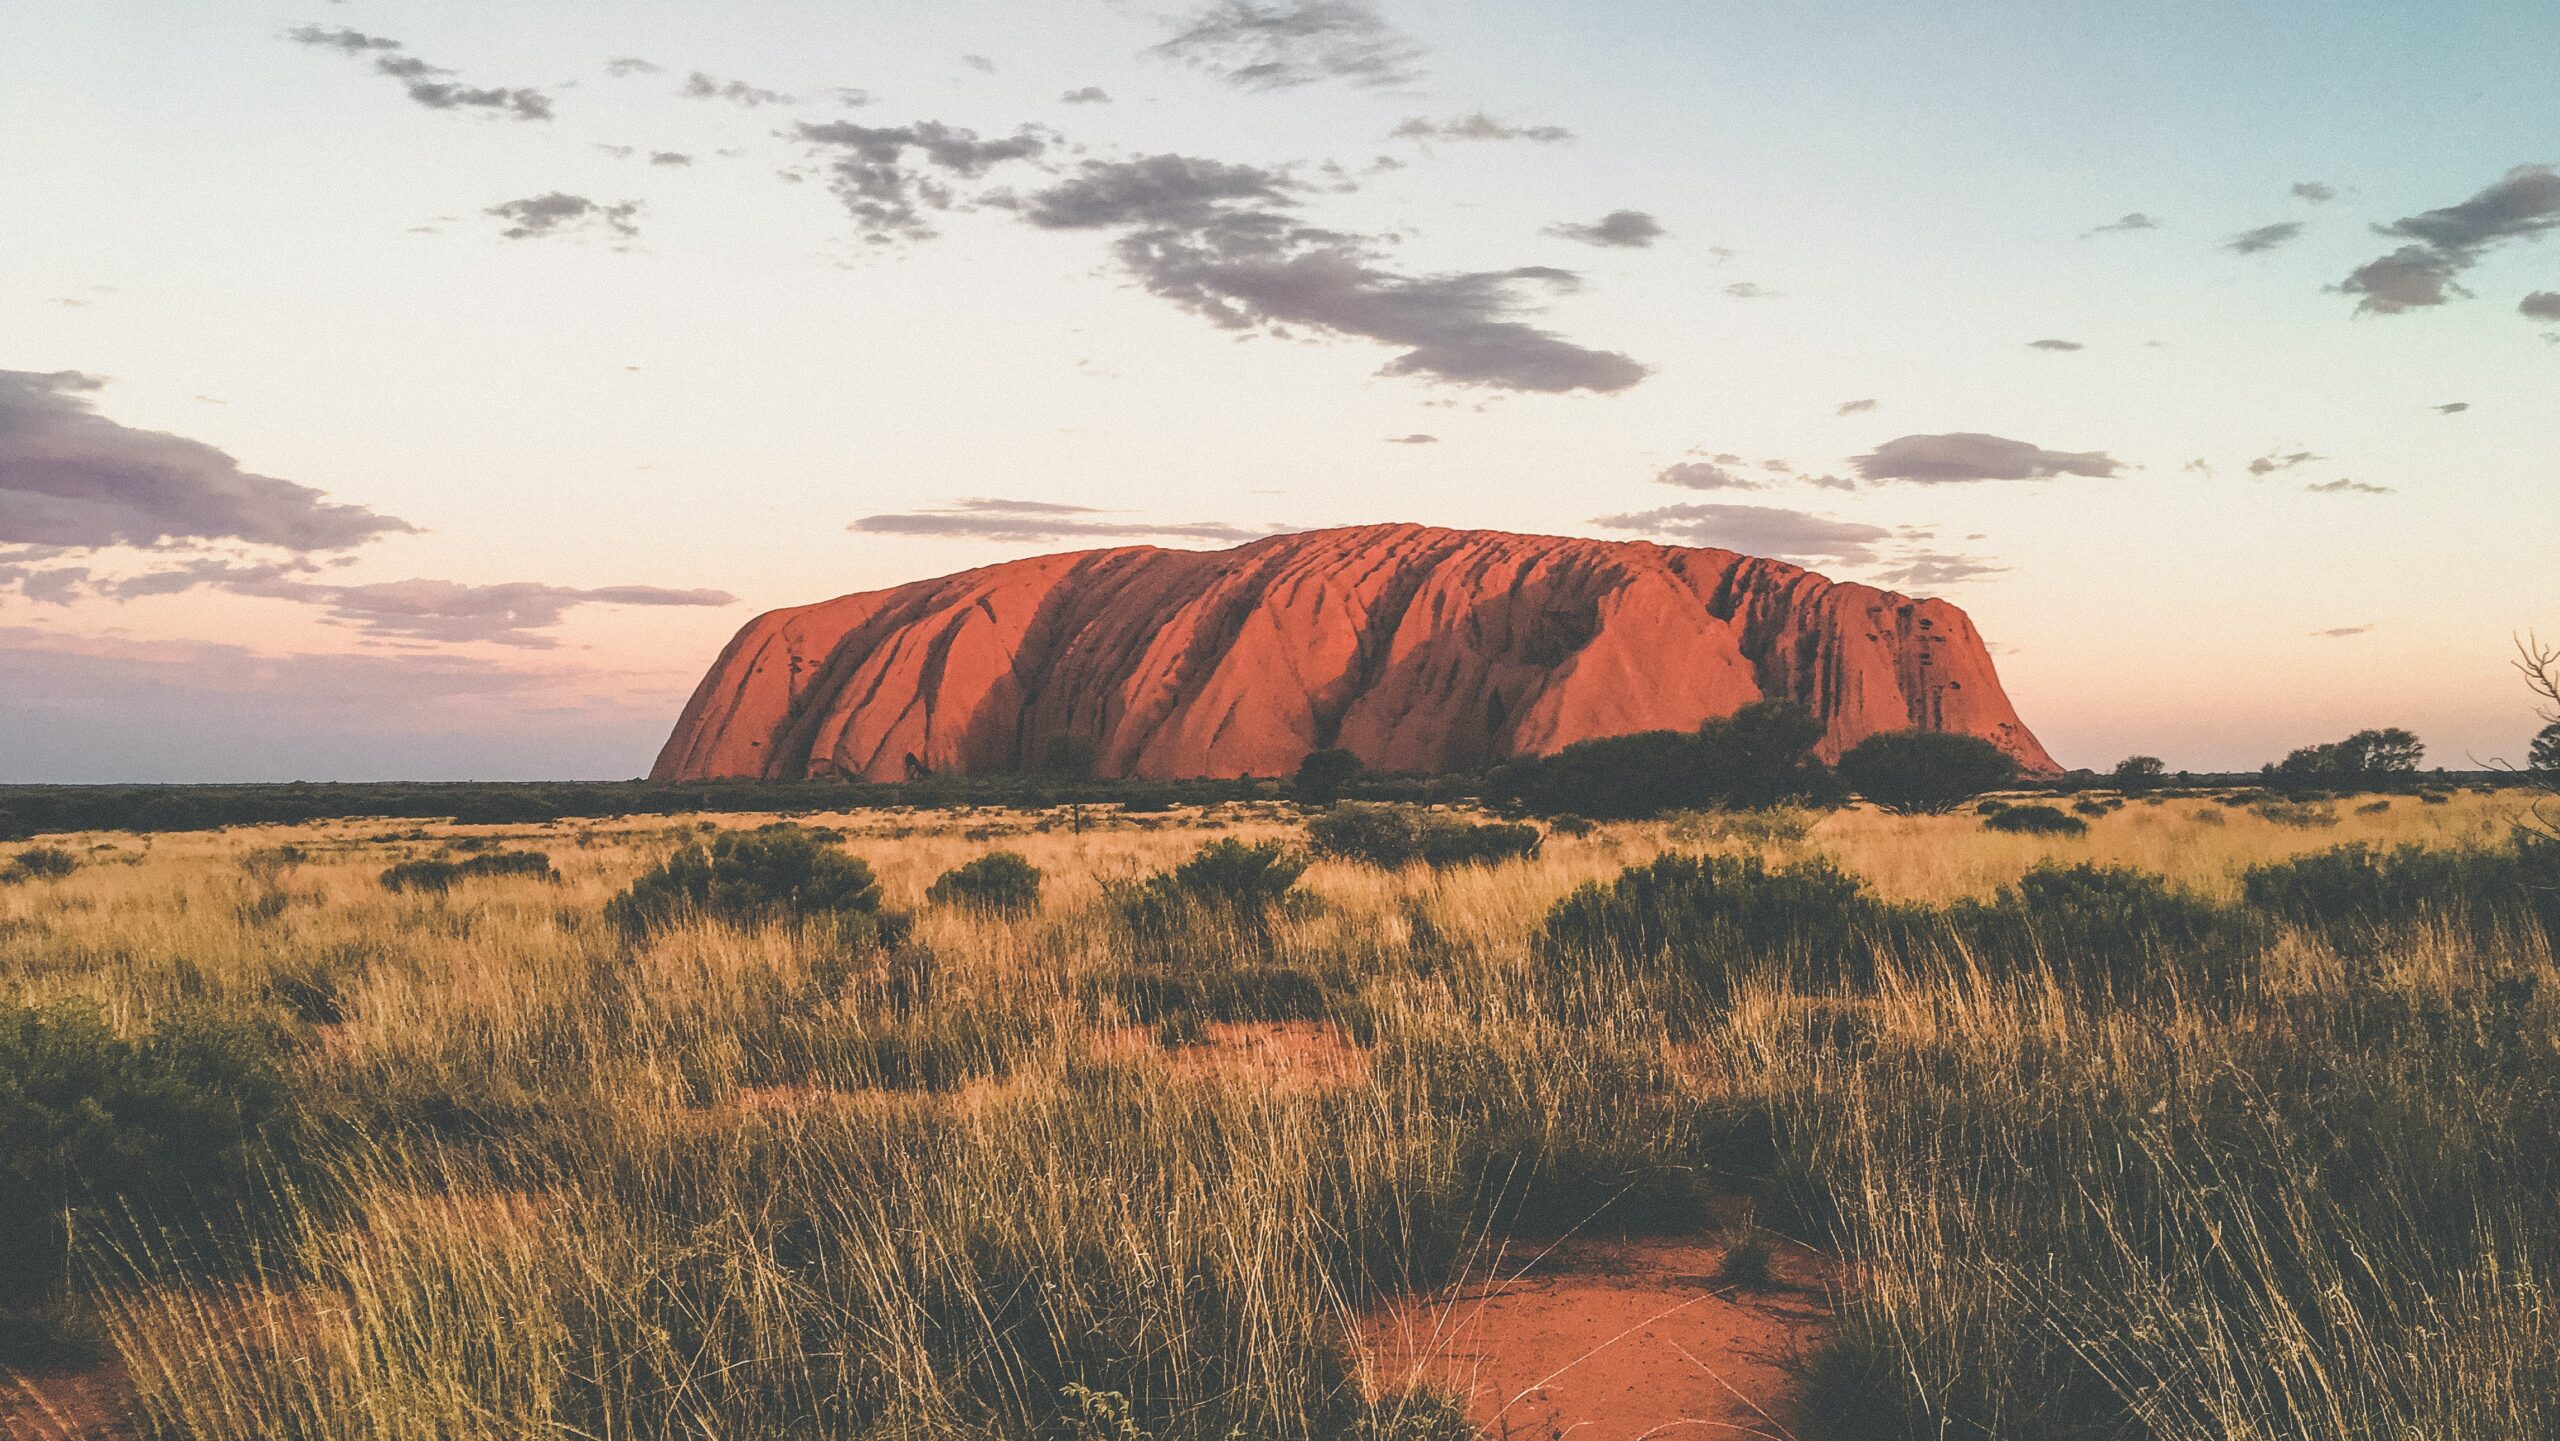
1984;804;2089;836
378;849;554;893
2241;841;2560;951
1949;863;2268;999
1546;814;1595;837
1306;804;1541;869
1540;852;1903;1000
1665;807;1821;846
1293;748;1365;805
926;851;1043;916
0;1001;299;1360
1487;701;1842;819
9;847;77;881
2252;799;2339;829
1838;730;2020;815
606;824;906;949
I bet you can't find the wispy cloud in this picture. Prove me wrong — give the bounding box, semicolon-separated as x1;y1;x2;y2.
1016;154;1649;393
1391;113;1572;144
1836;398;1878;416
679;71;791;106
287;26;553;120
2310;624;2372;638
2248;449;2320;476
1151;0;1424;90
2225;220;2305;254
2083;212;2158;237
795;120;1052;242
1591;502;1897;565
2338;164;2560;313
486;193;642;242
0;370;409;551
1061;86;1113;104
2305;478;2391;495
1853;433;2119;484
851;497;1285;545
1545;210;1664;249
2027;338;2084;351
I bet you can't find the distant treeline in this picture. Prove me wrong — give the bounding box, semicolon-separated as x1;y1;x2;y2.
0;762;2523;840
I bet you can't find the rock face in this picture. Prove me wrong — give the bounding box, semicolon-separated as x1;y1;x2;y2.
651;524;2056;782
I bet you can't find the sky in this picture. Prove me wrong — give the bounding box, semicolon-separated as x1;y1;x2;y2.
2;0;2554;782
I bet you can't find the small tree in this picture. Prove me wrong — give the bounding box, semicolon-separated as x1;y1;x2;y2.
2266;727;2426;792
1837;730;2020;815
2110;755;2168;792
1293;748;1364;805
607;824;903;948
926;851;1043;917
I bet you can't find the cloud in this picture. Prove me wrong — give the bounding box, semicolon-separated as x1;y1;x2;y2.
960;54;996;74
287;25;553;120
2336;244;2470;313
486;193;642;241
1061;86;1113;104
2084;212;2158;237
796;119;1052;242
649;151;693;167
2248;449;2319;476
1655;460;1762;491
2435;401;2470;414
2521;291;2560;321
1391;113;1573;144
2293;181;2337;204
1150;0;1425;90
680;72;790;106
2305;478;2391;495
2027;338;2084;351
605;57;661;77
1591;502;1898;566
2309;625;2372;638
2339;165;2560;313
0;370;410;551
1836;398;1877;415
1545;209;1664;249
851;497;1283;545
1722;281;1775;299
1018;154;1648;394
2225;220;2305;254
53;557;734;648
1871;552;2007;587
1852;432;2120;484
1384;433;1438;444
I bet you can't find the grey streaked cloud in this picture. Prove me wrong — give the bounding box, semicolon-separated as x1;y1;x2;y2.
2248;449;2319;476
1545;209;1664;249
2336;244;2467;313
2027;338;2084;351
1385;433;1438;444
1836;398;1877;415
604;57;660;77
59;558;734;648
1061;86;1113;104
1151;0;1424;90
2521;291;2560;321
487;193;642;242
287;25;553;120
2225;220;2305;254
1853;432;2120;484
796;119;1052;242
0;370;410;551
2339;165;2560;313
1017;153;1648;394
1392;113;1572;144
852;497;1283;546
1872;552;2007;587
2084;212;2158;237
1591;502;1897;566
649;151;693;168
1656;460;1761;491
680;72;790;106
960;54;996;74
1723;282;1775;299
2435;402;2471;414
2305;478;2391;495
2310;625;2372;638
2293;181;2337;204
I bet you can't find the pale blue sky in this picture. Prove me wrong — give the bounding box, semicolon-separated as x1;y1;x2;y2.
2;0;2552;779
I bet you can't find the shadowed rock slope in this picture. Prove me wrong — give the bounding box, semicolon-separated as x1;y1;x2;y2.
652;524;2056;781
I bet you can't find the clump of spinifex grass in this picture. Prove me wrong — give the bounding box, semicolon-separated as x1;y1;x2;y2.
0;794;2550;1439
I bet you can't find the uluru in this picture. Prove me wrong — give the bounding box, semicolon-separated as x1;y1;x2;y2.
651;524;2056;783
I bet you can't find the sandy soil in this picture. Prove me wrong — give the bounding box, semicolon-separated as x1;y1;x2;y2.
2;1363;138;1441
1362;1232;1834;1440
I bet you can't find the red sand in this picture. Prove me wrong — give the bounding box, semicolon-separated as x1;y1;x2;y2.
654;523;2053;783
1362;1234;1835;1441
